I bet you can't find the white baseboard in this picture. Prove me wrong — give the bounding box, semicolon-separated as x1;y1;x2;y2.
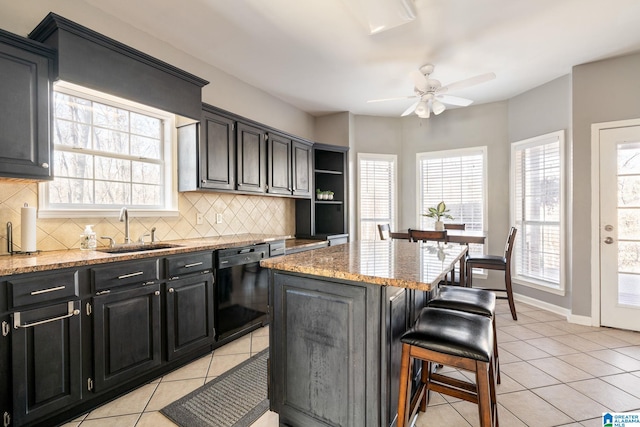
513;293;594;326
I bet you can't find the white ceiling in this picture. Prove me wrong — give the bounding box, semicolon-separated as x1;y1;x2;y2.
76;0;640;117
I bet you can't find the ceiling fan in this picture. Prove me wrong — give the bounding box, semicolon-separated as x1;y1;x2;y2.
369;64;496;118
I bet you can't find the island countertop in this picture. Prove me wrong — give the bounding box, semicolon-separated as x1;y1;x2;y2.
261;240;467;291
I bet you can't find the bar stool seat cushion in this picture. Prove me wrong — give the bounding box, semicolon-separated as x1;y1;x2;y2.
428;286;496;317
466;254;507;266
401;307;493;363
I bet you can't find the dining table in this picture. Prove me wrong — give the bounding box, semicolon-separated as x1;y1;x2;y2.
390;228;487;285
389;228;486;245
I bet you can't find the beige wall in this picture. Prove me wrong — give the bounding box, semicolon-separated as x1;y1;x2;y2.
0;181;294;255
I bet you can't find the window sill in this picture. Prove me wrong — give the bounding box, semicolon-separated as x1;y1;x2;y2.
38;209;180;219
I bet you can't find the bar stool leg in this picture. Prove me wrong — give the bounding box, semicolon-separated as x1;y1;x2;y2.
476;360;493;427
397;344;412;427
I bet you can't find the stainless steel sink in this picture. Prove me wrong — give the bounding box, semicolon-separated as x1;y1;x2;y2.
97;243;181;254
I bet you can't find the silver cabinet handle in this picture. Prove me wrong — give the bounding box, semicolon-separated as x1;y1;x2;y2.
154;290;160;296
41;163;49;169
184;262;203;268
118;271;144;280
604;237;614;244
13;301;79;329
31;285;66;295
168;288;175;293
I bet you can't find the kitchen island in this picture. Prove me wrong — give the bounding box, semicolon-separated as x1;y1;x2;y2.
260;240;467;427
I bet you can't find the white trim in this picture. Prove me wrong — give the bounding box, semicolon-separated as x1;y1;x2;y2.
513;292;572;320
38;208;179;219
590;118;640;328
356;152;398;240
510;130;565;295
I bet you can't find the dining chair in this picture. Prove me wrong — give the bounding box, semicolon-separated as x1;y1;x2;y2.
408;229;448;243
444;223;466;230
378;223;391;240
466;227;518;320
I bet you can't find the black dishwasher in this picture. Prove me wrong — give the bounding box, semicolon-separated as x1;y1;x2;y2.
215;243;270;343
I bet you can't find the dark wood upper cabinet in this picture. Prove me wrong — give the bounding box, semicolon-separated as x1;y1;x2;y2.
0;29;55;180
200;110;236;191
236;122;267;193
267;132;293;195
292;139;313;197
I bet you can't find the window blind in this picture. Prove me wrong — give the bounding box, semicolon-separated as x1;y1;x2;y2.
358;154;396;240
512;131;564;289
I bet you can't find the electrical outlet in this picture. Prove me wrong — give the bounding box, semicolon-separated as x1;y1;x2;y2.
196;213;204;225
216;213;223;224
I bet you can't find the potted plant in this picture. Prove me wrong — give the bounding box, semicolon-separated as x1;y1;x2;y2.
327;191;334;200
423;201;453;231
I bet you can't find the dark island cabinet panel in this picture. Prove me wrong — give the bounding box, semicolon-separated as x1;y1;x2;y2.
0;29;55;180
270;272;380;427
236;122;266;193
165;273;215;361
92;285;162;392
11;301;82;426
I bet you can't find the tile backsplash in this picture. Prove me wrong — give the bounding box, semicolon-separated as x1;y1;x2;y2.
0;182;295;255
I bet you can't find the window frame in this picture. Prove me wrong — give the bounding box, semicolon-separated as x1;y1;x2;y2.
357;153;398;241
39;81;179;219
510;130;566;295
415;146;488;233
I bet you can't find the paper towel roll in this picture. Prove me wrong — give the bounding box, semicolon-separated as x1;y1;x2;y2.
21;205;37;253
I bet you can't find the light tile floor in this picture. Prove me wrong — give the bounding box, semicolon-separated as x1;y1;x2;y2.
62;301;640;427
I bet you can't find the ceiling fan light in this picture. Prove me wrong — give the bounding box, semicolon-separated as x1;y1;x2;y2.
414;100;428;116
432;100;446;115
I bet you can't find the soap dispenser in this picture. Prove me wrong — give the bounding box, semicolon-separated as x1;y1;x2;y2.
80;225;97;250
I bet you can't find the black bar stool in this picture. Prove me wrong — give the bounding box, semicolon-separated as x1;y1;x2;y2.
397;307;498;427
427;285;501;383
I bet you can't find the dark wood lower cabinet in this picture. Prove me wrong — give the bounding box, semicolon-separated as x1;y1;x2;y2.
269;272;429;427
10;301;82;426
165;274;215;361
92;285;162;392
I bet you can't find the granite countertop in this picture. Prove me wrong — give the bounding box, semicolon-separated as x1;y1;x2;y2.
0;233;293;276
284;238;328;253
261;240;468;291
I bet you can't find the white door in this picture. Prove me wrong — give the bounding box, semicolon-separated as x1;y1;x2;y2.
600;125;640;331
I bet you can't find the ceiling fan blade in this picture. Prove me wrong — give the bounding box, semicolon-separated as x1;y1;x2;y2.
410;70;427;92
439;72;495;94
401;100;419;117
367;95;416;103
436;94;474;107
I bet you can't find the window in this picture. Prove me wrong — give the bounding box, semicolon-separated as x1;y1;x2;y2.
417;147;486;259
511;130;565;293
417;147;486;232
40;82;177;217
358;153;397;240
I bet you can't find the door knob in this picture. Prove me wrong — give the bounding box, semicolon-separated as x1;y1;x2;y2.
604;237;614;244
604;225;614;232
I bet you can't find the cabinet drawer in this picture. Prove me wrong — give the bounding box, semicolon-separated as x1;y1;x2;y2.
8;270;79;309
269;240;285;257
166;251;213;278
92;259;159;292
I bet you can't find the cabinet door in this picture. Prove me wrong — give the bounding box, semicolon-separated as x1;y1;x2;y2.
386;288;408;427
0;36;53;180
271;273;372;427
11;301;82;426
236;122;266;193
267;133;292;195
292;140;312;197
200;111;235;190
165;274;215;361
93;285;161;392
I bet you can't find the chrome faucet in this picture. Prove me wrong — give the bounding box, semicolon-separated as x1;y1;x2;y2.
119;207;130;244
